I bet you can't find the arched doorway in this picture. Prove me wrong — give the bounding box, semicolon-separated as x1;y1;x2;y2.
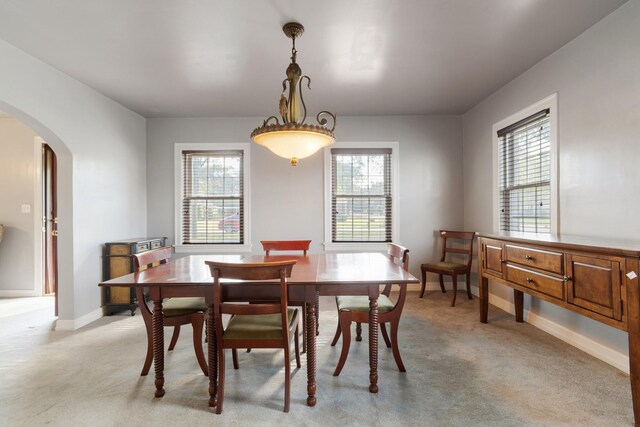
0;101;74;322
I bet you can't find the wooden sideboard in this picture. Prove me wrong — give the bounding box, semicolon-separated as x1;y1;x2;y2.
103;237;167;315
478;232;640;425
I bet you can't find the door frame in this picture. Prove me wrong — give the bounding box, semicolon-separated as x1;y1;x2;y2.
33;137;45;297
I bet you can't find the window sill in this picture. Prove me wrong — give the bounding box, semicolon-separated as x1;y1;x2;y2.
174;244;252;254
322;242;389;252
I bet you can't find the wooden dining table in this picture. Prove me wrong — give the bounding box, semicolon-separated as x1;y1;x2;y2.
99;252;419;408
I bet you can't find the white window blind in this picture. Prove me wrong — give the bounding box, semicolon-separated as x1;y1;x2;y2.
331;148;392;242
181;150;244;244
497;109;551;233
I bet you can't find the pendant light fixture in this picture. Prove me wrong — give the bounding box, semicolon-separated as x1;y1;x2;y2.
251;22;336;166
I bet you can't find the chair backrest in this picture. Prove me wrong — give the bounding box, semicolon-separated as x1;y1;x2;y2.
261;240;311;256
132;246;172;272
382;243;410;297
439;230;477;272
388;243;410;270
205;260;297;344
131;246;173;318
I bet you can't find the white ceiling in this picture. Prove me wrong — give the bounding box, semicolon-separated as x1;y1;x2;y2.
0;0;627;118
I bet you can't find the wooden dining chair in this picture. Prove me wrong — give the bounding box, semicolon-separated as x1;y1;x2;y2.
132;246;208;376
330;243;410;376
420;230;477;307
260;240;315;352
205;260;300;413
261;240;311;256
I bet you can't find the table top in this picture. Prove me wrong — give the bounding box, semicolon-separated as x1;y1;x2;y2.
99;253;419;287
478;231;640;257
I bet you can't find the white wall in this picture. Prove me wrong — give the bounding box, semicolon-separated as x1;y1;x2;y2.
462;0;640;360
146;115;463;280
0;118;38;293
0;39;147;327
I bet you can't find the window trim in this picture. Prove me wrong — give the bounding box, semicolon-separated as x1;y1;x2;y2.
492;93;558;234
323;141;399;252
174;143;252;253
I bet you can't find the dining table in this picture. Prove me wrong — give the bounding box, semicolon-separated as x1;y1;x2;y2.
99;252;419;408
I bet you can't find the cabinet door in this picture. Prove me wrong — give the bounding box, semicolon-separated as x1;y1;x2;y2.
566;254;622;320
482;239;504;278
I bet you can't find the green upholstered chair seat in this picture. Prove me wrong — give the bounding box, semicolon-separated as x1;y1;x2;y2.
224;308;298;340
336;295;395;313
162;297;207;317
421;261;466;272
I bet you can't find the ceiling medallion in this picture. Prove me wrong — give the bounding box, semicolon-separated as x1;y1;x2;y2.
251;22;336;166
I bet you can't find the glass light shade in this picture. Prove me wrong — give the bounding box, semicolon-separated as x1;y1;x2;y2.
253;130;334;163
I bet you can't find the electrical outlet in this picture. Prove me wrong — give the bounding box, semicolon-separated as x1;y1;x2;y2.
21;204;31;213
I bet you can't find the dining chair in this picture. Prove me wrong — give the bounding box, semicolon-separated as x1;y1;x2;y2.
261;239;311;256
260;240;315;352
420;230;477;307
330;243;410;376
205;260;300;413
132;246;208;376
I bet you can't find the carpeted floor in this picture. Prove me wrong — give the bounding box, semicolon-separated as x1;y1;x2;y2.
0;292;634;426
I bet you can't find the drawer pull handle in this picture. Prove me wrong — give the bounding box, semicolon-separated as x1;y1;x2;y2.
525;255;534;261
562;276;572;282
499;259;505;264
525;277;534;284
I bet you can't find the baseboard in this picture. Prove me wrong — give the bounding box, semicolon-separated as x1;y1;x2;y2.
55;306;103;331
409;281;457;292
474;286;630;374
0;289;39;297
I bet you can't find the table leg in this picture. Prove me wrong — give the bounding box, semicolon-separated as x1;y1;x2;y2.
479;275;489;323
625;259;640;426
368;295;379;393
152;299;165;397
514;289;524;322
207;303;217;407
306;301;317;406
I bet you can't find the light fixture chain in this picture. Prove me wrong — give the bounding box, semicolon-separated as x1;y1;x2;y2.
291;36;297;63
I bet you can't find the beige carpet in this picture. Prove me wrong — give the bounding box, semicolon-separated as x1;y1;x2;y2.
0;292;634;426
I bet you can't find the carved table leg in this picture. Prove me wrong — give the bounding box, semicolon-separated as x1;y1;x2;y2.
479;275;489;323
368;294;379;394
306;301;317;406
514;289;524;323
152;299;165;397
207;303;217;407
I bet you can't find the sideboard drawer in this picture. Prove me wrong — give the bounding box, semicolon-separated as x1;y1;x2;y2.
505;264;565;300
136;242;150;252
506;244;564;274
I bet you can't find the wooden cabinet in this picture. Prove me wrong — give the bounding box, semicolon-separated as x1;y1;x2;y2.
478;232;640;424
103;237;167;315
480;234;625;326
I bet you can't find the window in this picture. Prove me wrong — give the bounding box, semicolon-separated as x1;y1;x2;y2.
324;142;399;251
493;94;557;233
174;143;251;253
